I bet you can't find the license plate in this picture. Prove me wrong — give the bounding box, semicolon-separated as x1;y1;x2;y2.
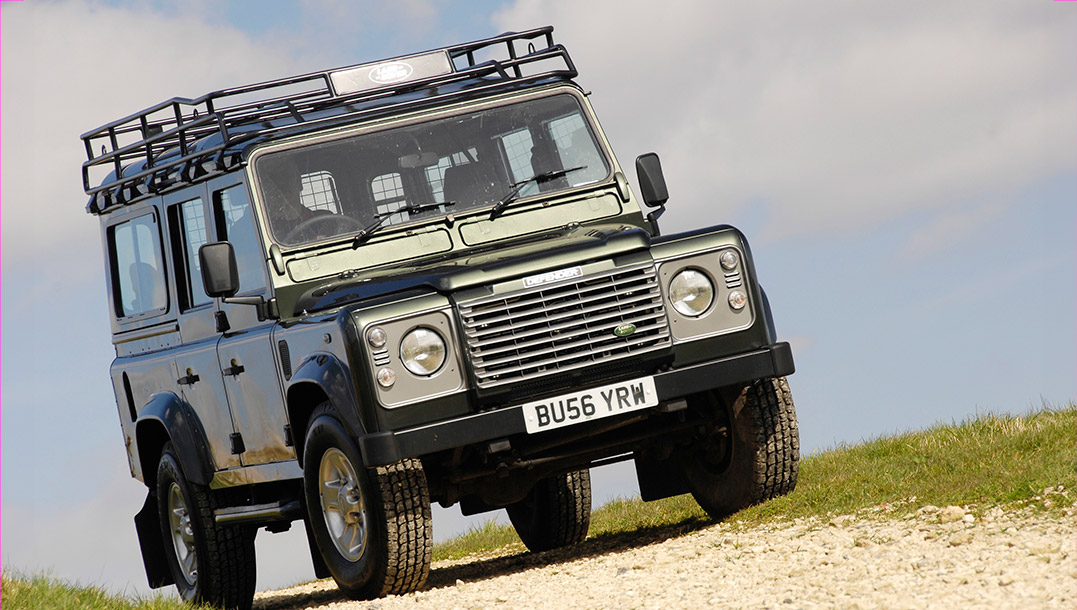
521;376;659;434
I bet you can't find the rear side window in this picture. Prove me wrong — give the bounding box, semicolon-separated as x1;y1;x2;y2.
168;198;211;310
300;171;341;213
109;213;167;318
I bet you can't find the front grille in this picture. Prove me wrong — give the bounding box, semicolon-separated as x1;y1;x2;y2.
458;264;671;388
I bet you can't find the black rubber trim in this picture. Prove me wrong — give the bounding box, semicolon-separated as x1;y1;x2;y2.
653;342;794;399
357;342;794;466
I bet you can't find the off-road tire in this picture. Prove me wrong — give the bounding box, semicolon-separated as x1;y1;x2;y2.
507;469;591;552
303;405;432;599
679;377;799;519
156;443;257;610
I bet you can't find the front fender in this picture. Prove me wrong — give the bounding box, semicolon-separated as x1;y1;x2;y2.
287;352;366;440
135;392;215;487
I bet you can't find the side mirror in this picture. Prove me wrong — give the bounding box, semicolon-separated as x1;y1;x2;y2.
199;242;240;299
635;153;669;208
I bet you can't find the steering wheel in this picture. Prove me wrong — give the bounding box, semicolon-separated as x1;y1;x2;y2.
284;213;364;244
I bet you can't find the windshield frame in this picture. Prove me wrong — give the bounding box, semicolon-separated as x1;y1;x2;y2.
247;86;614;250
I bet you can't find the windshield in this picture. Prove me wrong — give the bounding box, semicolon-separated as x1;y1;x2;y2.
254;93;611;247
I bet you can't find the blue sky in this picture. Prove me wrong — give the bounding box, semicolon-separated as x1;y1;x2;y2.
2;0;1075;596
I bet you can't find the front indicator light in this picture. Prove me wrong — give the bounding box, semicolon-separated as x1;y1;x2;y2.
720;250;739;270
376;367;396;388
669;269;714;317
400;327;447;376
728;290;747;311
367;327;387;348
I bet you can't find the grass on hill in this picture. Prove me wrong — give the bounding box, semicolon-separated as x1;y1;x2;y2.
4;403;1074;608
0;572;210;610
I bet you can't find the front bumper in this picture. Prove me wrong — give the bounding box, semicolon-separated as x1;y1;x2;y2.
358;342;794;466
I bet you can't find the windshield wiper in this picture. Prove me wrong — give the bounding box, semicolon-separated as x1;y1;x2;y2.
351;216;387;249
354;201;458;248
488;166;587;220
374;200;456;218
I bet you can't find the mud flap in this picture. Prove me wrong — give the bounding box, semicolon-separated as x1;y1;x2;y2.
634;452;688;502
134;492;174;588
303;516;331;579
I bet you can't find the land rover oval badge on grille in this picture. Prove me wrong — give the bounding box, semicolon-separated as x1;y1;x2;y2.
613;323;637;337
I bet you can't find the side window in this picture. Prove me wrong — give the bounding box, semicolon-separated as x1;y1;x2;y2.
545;113;608;187
371;172;407;224
109;213;167;318
299;170;340;213
500;129;535;184
214;185;266;295
168;198;211;310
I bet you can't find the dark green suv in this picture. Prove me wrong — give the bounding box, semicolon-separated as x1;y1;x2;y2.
82;27;798;610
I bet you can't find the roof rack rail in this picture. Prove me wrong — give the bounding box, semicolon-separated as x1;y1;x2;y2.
82;26;575;214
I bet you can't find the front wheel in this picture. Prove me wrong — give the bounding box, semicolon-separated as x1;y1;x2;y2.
302;406;432;599
507;469;591;552
678;377;799;519
156;443;256;610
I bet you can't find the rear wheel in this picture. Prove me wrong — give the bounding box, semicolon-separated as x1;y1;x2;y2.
156;443;257;610
507;469;591;552
678;377;799;519
302;405;432;599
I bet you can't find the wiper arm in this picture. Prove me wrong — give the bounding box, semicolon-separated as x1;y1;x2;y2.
354;201;459;248
351;216;386;249
488;166;587;220
374;200;456;217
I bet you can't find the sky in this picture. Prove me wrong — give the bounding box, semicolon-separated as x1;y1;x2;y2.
2;0;1075;597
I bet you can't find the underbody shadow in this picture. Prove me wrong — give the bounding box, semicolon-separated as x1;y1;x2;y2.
253;515;713;610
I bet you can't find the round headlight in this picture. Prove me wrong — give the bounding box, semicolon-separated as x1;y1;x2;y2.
400;327;447;376
669;269;714;317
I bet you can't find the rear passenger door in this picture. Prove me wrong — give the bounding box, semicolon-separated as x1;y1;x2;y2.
164;189;242;471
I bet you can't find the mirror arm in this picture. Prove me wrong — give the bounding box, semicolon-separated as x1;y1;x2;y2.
221;296;278;322
646;206;666;237
214;310;231;334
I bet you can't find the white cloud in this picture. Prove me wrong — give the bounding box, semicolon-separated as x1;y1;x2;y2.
900;201;1005;260
0;0;309;276
493;1;1076;242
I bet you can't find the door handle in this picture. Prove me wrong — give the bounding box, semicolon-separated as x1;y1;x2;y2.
223;359;245;377
177;369;200;385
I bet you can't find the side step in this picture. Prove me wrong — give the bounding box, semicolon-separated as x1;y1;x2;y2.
214;500;304;526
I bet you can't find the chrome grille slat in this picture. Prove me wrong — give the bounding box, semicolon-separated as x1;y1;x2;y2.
470;311;667;359
460;269;657;315
461;280;656;330
457;263;672;388
466;303;662;349
463;291;662;339
474;331;671;380
473;318;668;368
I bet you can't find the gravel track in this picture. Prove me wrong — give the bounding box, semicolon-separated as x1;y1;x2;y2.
254;494;1074;610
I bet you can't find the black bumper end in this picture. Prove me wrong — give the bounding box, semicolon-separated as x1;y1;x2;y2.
653;341;794;399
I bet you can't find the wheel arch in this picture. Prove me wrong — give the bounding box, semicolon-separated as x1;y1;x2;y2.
134;392;216;488
286;352;366;466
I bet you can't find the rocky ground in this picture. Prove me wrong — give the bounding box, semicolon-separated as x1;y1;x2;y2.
254;489;1074;610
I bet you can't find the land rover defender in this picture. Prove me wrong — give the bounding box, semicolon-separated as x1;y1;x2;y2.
82;27;798;609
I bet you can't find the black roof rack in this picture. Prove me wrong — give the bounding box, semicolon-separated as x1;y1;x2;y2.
82;26;576;214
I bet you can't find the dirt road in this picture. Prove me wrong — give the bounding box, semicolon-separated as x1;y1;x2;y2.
254;495;1074;610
